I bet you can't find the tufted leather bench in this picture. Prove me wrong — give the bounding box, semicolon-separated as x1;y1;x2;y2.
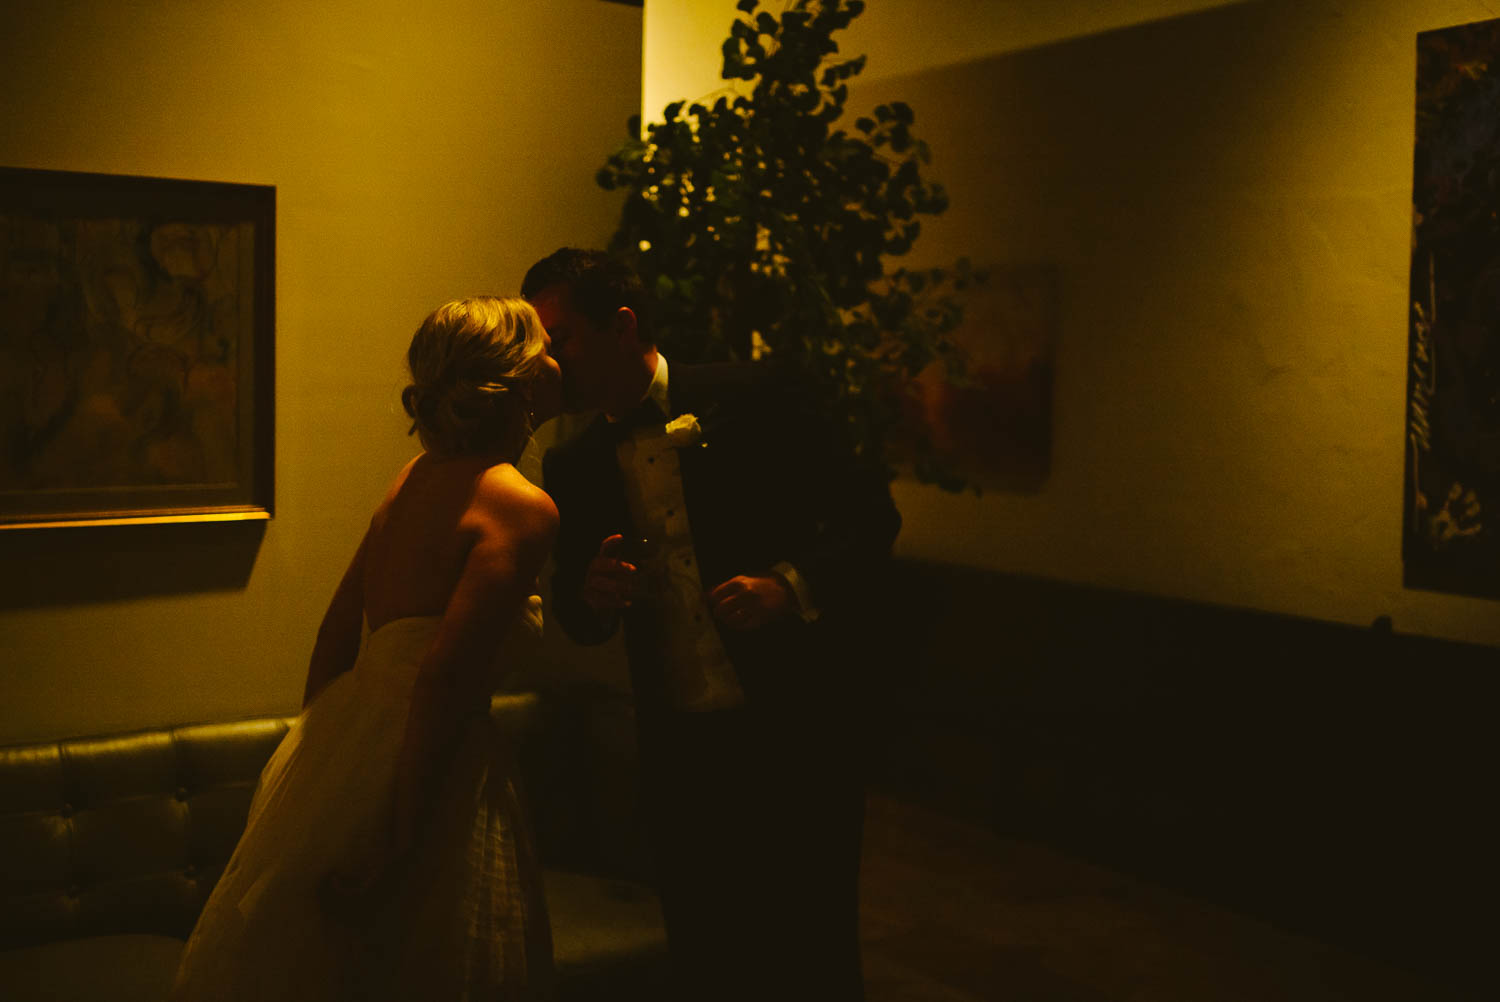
0;693;668;1001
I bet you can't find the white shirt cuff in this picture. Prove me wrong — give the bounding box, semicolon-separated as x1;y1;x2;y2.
770;561;820;623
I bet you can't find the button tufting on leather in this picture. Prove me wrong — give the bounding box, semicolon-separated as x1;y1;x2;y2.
60;803;74;817
175;786;189;801
184;864;197;879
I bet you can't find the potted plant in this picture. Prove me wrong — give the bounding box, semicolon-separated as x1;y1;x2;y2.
596;0;981;490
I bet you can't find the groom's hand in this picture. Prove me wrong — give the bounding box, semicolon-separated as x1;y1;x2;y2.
708;575;791;631
583;534;638;612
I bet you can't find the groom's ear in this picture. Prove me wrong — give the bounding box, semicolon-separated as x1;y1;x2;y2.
611;306;639;346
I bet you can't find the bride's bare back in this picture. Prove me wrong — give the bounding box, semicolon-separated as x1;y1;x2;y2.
361;453;533;633
301;452;556;710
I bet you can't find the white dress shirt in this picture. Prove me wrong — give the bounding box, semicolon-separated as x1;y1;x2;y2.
610;354;822;711
613;354;745;711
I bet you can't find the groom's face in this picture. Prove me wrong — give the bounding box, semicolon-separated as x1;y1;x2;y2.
529;284;614;414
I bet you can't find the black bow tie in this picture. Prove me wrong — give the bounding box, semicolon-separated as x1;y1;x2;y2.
605;398;666;440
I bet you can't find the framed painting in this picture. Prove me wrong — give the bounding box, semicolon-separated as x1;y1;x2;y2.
905;263;1057;493
0;167;274;528
1405;19;1500;597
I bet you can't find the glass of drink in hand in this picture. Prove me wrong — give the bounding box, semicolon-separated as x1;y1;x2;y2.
617;536;664;607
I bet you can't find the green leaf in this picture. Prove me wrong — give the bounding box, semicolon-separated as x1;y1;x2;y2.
854;116;874;133
721;38;743;76
736;0;757;11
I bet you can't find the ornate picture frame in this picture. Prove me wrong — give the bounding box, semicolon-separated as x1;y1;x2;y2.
0;167;274;528
1405;19;1500;597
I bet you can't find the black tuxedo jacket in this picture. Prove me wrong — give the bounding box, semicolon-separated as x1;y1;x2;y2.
542;361;901;715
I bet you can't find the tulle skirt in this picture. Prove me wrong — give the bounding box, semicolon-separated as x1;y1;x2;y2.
171;616;552;1001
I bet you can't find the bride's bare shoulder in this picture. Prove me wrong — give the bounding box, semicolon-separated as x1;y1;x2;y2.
365;453;426;530
470;463;558;540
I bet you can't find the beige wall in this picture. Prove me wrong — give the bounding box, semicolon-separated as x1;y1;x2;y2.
0;0;642;743
643;0;1250;114
642;0;1500;646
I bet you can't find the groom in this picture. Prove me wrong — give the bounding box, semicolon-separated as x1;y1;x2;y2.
525;248;900;1000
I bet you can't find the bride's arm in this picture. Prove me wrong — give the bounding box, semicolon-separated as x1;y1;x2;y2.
302;529;370;709
389;470;558;855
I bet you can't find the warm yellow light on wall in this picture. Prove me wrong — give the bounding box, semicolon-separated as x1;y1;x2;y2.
641;0;1256;121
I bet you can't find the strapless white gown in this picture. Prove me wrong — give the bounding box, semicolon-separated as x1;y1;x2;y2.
172;599;552;1001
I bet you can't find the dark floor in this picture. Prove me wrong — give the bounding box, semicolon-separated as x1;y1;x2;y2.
857;794;1480;1002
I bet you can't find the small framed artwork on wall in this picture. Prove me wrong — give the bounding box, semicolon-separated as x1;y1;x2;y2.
1406;18;1500;597
0;167;274;529
903;262;1057;493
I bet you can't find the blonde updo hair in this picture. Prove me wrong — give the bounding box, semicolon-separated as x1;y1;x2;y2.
401;296;549;459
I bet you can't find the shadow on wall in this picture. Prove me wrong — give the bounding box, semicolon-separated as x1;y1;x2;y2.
843;0;1304;501
0;520;264;609
846;0;1314;301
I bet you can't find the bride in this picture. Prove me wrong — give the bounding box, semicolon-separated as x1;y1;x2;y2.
172;297;563;1001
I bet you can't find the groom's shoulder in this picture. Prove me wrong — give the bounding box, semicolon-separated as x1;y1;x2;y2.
674;360;752;390
676;360;790;413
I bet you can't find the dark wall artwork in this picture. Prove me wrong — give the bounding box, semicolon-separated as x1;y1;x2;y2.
1406;17;1500;598
0;168;274;529
907;263;1056;494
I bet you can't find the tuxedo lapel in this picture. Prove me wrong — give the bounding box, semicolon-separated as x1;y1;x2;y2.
663;364;769;593
564;413;631;536
665;364;719;505
575;412;621;470
665;362;712;423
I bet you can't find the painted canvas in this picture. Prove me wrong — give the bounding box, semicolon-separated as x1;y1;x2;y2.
0;168;273;527
907;263;1056;492
1406;19;1500;596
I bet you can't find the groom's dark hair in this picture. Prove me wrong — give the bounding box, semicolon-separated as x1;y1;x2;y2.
521;248;654;346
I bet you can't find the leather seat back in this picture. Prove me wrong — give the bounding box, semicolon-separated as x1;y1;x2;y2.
0;718;293;948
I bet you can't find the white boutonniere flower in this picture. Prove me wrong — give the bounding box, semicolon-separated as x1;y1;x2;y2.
664;412;704;447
